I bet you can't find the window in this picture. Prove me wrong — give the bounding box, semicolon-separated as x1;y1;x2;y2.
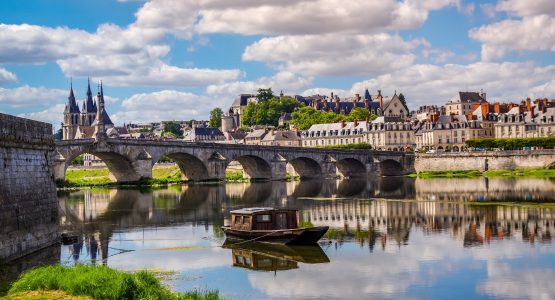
257;214;271;222
234;216;242;224
243;216;251;225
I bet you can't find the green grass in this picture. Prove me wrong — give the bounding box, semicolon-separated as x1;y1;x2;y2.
225;170;246;182
483;169;555;178
7;264;222;300
60;165;185;187
411;168;555;179
411;170;483;178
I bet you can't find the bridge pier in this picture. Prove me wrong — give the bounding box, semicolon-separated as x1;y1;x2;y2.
206;156;227;181
320;158;338;179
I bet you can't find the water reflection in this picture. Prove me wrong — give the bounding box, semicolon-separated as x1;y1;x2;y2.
5;177;555;299
222;241;329;272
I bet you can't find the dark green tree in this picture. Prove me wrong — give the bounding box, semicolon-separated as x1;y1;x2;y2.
163;121;183;137
54;127;63;140
255;88;274;102
345;107;378;122
241;96;303;127
399;93;407;108
209;107;223;128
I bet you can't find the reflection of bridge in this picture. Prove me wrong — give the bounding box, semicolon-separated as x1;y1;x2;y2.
54;138;415;182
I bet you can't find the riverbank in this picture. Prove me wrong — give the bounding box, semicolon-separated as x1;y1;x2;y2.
4;264;221;300
410;168;555;179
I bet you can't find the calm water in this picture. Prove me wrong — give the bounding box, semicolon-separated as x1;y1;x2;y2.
3;177;555;299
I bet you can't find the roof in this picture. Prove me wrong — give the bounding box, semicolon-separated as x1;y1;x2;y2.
245;128;268;139
449;92;485;103
232;94;255;107
192;127;224;136
231;207;275;214
82;80;96;113
306;120;368;132
261;130;300;142
64;87;80;114
91;109;114;126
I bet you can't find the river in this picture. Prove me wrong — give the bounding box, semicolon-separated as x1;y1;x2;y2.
2;177;555;299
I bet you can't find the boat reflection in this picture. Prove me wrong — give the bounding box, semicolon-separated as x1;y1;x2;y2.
222;240;330;272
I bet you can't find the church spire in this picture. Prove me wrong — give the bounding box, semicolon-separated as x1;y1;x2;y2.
64;79;80;114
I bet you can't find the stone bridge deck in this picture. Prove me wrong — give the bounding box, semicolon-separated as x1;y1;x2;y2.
54;138;415;182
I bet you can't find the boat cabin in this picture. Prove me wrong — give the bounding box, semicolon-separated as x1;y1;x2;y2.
230;208;298;231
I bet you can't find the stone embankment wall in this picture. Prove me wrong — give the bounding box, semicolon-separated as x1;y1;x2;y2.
0;113;58;262
415;150;555;172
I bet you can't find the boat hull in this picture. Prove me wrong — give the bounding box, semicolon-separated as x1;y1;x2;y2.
222;226;329;245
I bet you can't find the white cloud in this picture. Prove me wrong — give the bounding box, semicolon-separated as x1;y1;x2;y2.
496;0;555;17
112;90;226;124
0;68;17;84
17;104;65;127
345;61;555;108
242;34;419;76
0;21;239;87
477;265;555;299
196;0;461;35
0;85;67;107
206;71;313;97
469;14;555;61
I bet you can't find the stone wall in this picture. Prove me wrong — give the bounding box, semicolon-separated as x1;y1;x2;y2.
415;150;555;173
0;113;58;262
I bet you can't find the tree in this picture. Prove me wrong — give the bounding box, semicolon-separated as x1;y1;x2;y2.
345;107;378;122
163;121;183;137
399;93;407;108
241;96;303;127
255;88;274;102
209;107;223;128
54;127;63;140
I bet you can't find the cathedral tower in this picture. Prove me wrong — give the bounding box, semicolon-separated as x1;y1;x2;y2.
62;81;80;140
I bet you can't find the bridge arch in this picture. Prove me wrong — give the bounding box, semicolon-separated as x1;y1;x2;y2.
231;155;272;180
164;152;209;181
336;158;367;178
59;150;145;182
379;159;404;176
287;157;322;179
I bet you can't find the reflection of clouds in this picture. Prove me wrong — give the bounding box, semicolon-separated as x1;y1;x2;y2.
477;265;555;300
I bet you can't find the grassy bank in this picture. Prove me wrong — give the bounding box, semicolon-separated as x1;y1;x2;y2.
5;264;221;300
410;168;555;179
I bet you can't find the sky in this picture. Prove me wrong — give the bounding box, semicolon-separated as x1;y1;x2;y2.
0;0;554;128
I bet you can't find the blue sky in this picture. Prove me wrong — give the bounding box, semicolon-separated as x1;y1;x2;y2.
0;0;554;127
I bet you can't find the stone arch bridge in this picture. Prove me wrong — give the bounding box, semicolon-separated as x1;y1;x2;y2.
54;138;415;182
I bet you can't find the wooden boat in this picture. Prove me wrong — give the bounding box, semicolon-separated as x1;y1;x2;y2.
221;207;328;245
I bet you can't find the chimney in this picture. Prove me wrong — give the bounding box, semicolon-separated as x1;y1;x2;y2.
354;118;358;127
493;102;500;113
340;119;345;128
526;98;532;112
377;90;383;116
331;92;334;99
335;97;340;113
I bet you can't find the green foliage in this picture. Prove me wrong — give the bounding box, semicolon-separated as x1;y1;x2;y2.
53;128;63;140
345;107;378;122
242;96;303;127
398;93;407;108
414;170;483;178
412;168;555;179
225;170;245;182
8;264;222;300
318;142;372;149
209;108;223;128
138;128;152;133
291;106;378;130
161;132;177;139
465;137;555;150
60;165;183;187
163;121;183;138
255;88;274;102
300;221;314;228
70;154;84;165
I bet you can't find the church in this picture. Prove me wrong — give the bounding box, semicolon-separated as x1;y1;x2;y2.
62;80;115;140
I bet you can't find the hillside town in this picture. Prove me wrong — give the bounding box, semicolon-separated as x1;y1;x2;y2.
62;83;555;155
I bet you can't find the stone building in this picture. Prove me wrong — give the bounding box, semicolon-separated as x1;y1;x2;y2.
63;80;114;140
495;106;555;138
244;128;269;145
445;91;486;116
301;120;368;147
379;92;410;118
365;117;414;151
416;115;490;152
183;127;225;142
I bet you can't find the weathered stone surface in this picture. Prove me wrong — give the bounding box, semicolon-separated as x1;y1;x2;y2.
415;150;555;172
0;113;58;263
